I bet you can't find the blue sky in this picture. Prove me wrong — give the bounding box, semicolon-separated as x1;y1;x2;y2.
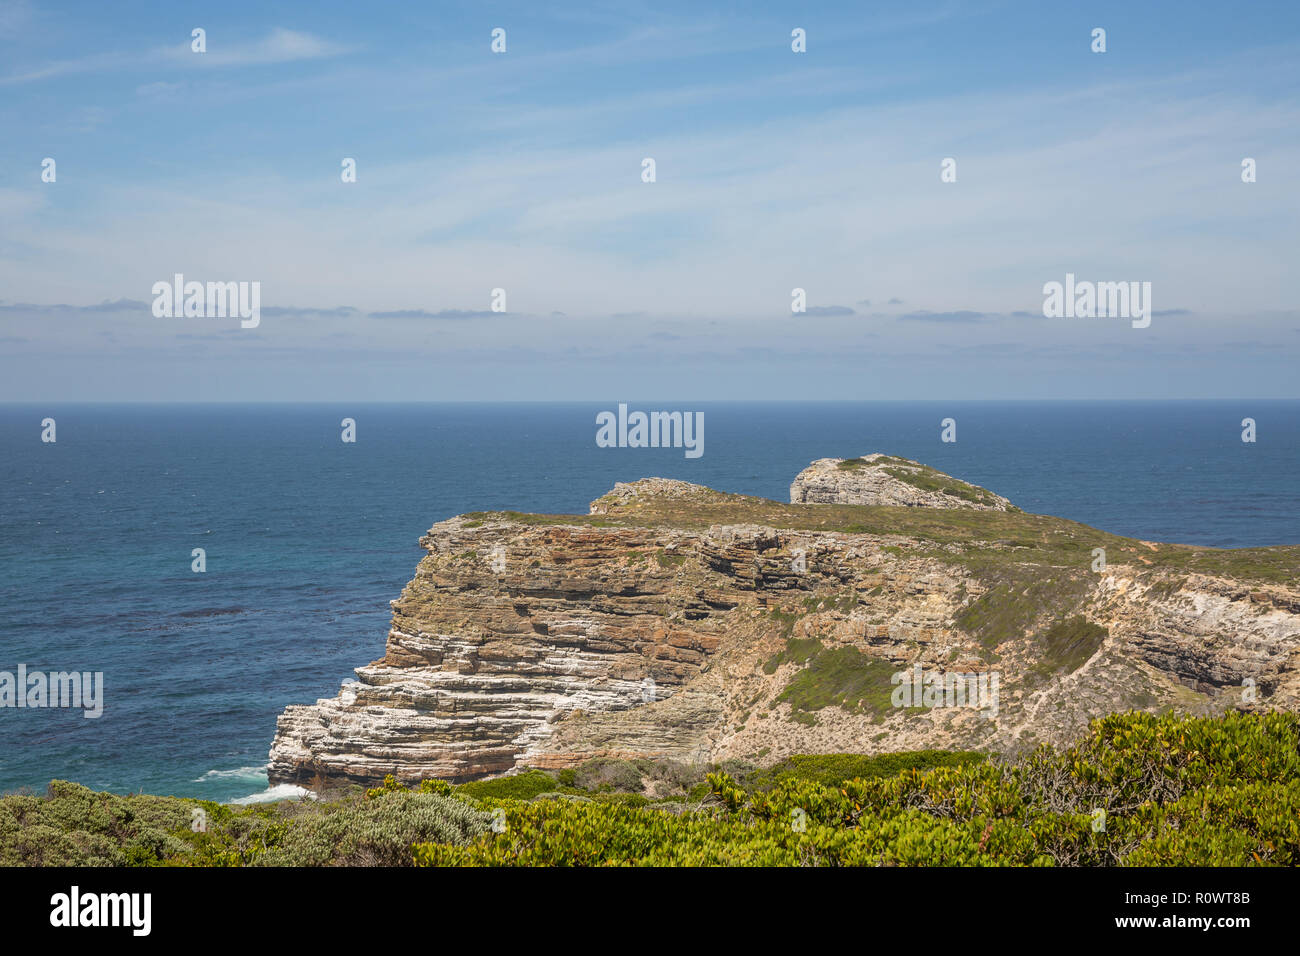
1;0;1298;400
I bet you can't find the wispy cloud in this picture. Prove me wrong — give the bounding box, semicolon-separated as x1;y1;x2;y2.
262;306;358;318
2;3;1297;401
1;27;348;85
369;308;497;320
0;50;128;85
0;298;149;315
899;310;985;323
162;28;350;67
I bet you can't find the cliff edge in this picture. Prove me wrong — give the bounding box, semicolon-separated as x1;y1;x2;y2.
267;463;1300;788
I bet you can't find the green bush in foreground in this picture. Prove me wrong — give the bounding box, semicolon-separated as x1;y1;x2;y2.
453;769;562;801
743;750;986;791
248;790;489;866
0;780;198;867
0;779;492;867
4;711;1298;867
412;712;1300;867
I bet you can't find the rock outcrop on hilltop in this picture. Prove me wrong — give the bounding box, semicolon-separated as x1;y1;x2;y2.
790;453;1013;510
267;466;1300;789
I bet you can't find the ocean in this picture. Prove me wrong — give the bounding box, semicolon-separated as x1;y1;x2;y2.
1;401;1296;802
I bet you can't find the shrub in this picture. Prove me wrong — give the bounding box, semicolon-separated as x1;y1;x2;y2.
455;770;559;801
412;713;1300;867
644;760;703;797
0;778;489;868
252;790;490;866
573;758;645;794
1123;781;1300;866
0;782;194;867
10;713;1299;868
746;750;986;791
763;637;823;674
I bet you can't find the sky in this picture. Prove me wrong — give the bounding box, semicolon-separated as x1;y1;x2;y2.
1;0;1298;401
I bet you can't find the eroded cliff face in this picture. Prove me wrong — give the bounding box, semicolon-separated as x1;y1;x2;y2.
267;476;1300;788
789;454;1013;510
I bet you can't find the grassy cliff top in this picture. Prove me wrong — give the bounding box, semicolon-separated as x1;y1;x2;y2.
462;483;1300;585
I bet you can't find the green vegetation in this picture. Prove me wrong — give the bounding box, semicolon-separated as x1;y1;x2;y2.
0;780;490;867
460;487;1298;585
1148;545;1300;585
776;646;899;718
411;712;1300;866
800;590;859;614
881;464;1001;507
454;770;562;802
762;636;823;674
742;750;985;791
654;549;687;568
7;713;1299;867
953;567;1094;654
245;790;488;866
572;758;644;793
838;455;916;470
0;780;203;867
1036;616;1109;675
763;607;805;641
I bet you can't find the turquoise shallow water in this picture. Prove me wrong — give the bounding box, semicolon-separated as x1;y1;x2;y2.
1;401;1296;801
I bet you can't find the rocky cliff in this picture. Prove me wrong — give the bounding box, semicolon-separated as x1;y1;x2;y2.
790;454;1012;510
267;466;1300;788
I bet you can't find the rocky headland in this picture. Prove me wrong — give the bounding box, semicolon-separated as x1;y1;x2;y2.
789;453;1013;510
267;456;1300;788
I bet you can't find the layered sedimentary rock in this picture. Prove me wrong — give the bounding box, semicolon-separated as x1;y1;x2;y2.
268;470;1300;788
789;453;1012;510
268;512;730;785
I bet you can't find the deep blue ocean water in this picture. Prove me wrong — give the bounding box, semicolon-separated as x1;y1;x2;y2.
1;401;1296;801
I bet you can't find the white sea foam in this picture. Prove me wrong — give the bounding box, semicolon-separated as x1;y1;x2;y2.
194;765;267;782
229;783;316;805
